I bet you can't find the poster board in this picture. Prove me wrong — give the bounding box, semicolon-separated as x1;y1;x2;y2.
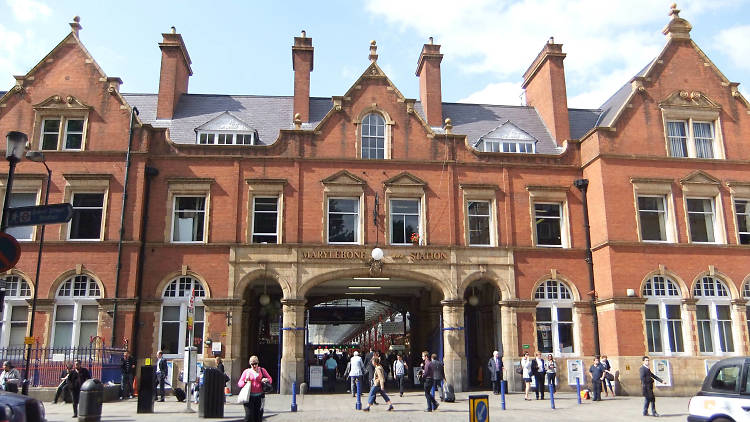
567;359;585;385
413;367;423;385
309;365;324;389
653;359;671;387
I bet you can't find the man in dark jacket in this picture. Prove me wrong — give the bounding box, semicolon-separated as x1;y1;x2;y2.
421;351;439;412
530;351;546;399
60;363;81;417
155;351;168;402
431;354;445;401
487;350;503;394
120;350;137;399
589;356;605;401
640;356;663;417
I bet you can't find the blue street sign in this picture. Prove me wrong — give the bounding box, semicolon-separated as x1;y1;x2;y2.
0;233;21;272
5;203;74;228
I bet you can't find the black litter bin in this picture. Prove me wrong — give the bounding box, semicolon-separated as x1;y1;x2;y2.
137;365;155;414
198;368;224;418
79;379;103;422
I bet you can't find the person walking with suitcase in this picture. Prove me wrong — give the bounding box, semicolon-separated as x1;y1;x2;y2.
155;351;168;402
431;354;445;402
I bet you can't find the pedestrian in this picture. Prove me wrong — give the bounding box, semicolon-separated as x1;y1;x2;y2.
421;351;439;412
74;360;91;384
520;351;532;400
361;357;394;412
238;355;272;422
640;356;663;417
0;361;20;393
531;351;546;400
392;354;408;397
120;350;136;399
545;354;557;389
601;354;615;397
346;351;365;397
325;353;338;392
53;364;69;404
589;356;605;401
155;351;168;402
217;357;230;397
487;350;503;395
364;348;375;391
431;353;445;401
63;363;81;417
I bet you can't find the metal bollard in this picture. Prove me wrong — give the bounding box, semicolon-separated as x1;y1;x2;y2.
576;377;582;404
500;380;506;410
355;379;362;410
549;380;555;409
291;381;297;412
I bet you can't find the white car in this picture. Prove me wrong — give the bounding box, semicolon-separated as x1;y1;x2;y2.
688;357;750;422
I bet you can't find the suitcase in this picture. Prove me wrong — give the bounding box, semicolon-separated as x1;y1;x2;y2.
443;383;455;402
174;387;186;402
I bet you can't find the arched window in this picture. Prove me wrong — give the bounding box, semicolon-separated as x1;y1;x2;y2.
0;275;31;348
53;275;101;348
361;113;385;159
694;276;733;354
160;276;206;356
642;275;684;354
534;280;574;355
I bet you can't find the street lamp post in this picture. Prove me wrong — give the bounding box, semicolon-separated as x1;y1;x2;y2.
21;151;50;395
1;132;28;232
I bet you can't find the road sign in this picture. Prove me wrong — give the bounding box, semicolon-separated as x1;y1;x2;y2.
6;203;74;228
0;233;21;272
469;394;489;422
24;337;34;345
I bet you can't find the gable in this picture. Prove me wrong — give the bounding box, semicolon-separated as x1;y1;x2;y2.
479;120;537;144
383;172;426;187
680;170;721;186
321;170;366;186
196;111;255;132
659;90;721;112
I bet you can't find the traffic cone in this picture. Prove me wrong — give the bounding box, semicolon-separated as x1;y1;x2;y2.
133;375;138;397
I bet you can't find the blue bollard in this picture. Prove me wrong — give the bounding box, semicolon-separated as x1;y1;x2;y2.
576;377;582;404
431;381;435;399
291;381;298;412
549;380;555;409
355;379;362;410
500;380;506;410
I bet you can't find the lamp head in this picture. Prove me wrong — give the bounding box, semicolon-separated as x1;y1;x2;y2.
5;131;27;161
25;150;45;163
371;247;384;261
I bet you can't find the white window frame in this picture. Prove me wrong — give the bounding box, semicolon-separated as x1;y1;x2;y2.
361;113;386;160
326;197;361;245
642;276;686;356
501;141;534;153
0;275;31;348
685;197;721;244
694;276;734;356
6;191;40;242
389;198;421;246
665;119;719;159
534;280;575;357
171;195;207;243
636;195;673;243
467;200;493;246
251;196;280;244
533;202;566;248
159;277;206;359
40;116;87;151
733;198;750;245
67;192;106;241
197;131;256;145
51;275;101;349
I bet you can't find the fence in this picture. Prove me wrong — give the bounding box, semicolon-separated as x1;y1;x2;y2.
0;345;127;387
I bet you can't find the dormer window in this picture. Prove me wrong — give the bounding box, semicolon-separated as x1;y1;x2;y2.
361;113;386;159
195;111;260;145
476;120;537;153
667;120;715;158
197;131;257;145
660;90;724;159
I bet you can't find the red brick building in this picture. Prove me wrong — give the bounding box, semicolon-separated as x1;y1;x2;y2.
0;6;748;394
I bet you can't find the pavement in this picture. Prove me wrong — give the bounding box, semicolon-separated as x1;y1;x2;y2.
43;391;692;421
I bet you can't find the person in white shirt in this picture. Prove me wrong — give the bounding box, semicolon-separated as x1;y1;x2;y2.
520;352;533;400
347;351;365;397
392;355;408;397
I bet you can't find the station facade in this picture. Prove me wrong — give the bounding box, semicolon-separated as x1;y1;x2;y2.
0;6;748;395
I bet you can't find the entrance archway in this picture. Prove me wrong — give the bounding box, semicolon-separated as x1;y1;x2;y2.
463;279;503;389
240;276;284;388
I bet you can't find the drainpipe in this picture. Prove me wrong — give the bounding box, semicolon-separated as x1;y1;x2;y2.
111;107;138;348
131;166;159;358
574;178;601;357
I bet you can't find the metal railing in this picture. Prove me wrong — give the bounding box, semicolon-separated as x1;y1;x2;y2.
0;345;126;387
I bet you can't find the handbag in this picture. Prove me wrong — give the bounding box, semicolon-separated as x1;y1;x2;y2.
237;382;251;404
262;380;273;393
515;366;523;375
604;372;615;381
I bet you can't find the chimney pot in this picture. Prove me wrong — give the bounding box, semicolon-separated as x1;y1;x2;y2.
429;37;433;45
157;28;193;119
301;30;306;37
292;32;314;122
416;41;443;127
170;26;176;34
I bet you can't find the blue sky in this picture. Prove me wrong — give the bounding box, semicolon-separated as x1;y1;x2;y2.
1;0;749;109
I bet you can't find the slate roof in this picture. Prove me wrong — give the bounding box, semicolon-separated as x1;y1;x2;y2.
569;108;601;139
596;59;654;128
125;92;577;154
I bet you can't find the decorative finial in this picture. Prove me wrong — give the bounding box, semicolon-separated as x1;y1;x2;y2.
369;40;378;62
294;113;302;129
670;3;680;19
301;30;306;38
170;26;176;34
444;118;453;134
73;16;80;23
70;16;82;36
549;36;554;44
428;37;433;45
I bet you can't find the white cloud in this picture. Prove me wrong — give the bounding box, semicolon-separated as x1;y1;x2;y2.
459;82;524;105
364;0;694;107
713;25;750;71
6;0;52;23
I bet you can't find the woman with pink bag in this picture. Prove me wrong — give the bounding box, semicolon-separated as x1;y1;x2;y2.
237;355;273;422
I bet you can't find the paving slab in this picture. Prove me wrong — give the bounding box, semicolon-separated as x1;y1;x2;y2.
43;391;691;421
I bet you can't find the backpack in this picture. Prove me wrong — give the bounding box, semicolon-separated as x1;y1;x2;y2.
443;383;455;402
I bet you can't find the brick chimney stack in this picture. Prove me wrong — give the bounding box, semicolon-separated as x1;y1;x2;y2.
416;37;443;127
522;38;570;144
292;30;314;123
157;27;193;120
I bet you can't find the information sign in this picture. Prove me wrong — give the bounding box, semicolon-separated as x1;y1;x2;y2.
653;359;672;387
567;359;585;385
309;365;323;389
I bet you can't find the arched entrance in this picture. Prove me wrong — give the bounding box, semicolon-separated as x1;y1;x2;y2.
463;279;503;389
239;275;284;388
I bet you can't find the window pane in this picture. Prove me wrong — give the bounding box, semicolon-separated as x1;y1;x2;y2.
557;307;573;322
8;324;26;348
81;305;99;321
645;304;660;319
328;199;358;243
736;200;750;245
468;201;491;245
558;323;574;353
53;322;73;348
535;203;562;246
78;322;98;347
687;198;715;242
536;323;553;353
253;197;278;243
10;306;27;322
361;113;385;159
163;306;181;321
42;119;61;150
536;307;552;322
390;200;419;244
70;193;104;240
646;320;662;353
161;322;180;354
693;122;714;159
667;320;684;352
711;365;740;391
638;196;667;241
665;304;681;319
6;192;37;240
667;121;687;157
55;305;75;321
173;196;205;242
